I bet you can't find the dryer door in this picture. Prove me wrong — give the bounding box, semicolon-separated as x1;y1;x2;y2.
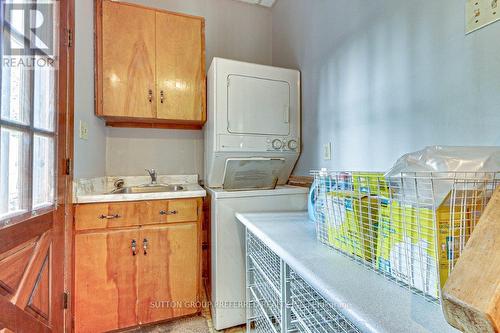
227;75;290;136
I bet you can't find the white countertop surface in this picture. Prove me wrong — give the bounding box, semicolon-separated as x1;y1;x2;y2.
73;175;206;204
236;212;458;333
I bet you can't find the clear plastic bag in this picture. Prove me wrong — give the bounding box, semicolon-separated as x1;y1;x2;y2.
386;146;500;175
385;146;500;205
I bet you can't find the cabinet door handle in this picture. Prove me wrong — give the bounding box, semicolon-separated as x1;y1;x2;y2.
159;210;177;216
160;90;165;104
143;238;148;255
98;214;121;220
148;89;153;103
131;239;137;256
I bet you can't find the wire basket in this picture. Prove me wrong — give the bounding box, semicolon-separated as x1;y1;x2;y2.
311;170;500;303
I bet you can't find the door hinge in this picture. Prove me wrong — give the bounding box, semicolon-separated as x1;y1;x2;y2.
67;29;73;48
65;158;72;175
63;292;69;309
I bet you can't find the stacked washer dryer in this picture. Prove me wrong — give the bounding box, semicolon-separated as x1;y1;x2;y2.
204;58;308;330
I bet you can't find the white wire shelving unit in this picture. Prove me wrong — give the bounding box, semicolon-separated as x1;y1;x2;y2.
246;231;361;333
290;271;360;333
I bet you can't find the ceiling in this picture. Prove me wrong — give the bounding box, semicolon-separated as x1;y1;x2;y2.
233;0;276;8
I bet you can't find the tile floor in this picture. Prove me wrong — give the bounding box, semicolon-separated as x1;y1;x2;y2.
134;282;246;333
202;283;246;333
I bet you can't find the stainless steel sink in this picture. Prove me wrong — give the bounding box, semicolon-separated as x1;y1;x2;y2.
108;184;184;194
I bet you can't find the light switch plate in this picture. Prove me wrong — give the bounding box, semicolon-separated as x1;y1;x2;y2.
466;0;500;34
323;142;332;161
79;120;89;140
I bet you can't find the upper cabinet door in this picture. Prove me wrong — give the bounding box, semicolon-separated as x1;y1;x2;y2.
101;1;156;118
156;12;204;122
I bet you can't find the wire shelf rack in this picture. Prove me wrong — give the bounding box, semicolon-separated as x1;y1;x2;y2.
247;232;283;333
253;265;282;327
249;285;281;333
290;271;361;333
248;231;282;292
311;170;500;302
250;284;280;333
246;231;361;333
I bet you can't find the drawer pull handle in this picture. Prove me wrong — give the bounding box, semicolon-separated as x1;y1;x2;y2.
131;239;137;256
98;214;121;220
143;238;148;255
159;210;178;216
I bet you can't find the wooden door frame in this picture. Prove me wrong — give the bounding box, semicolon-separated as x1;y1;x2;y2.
59;0;75;332
0;0;75;332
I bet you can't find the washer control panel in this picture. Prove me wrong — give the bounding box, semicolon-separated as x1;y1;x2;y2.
266;138;299;152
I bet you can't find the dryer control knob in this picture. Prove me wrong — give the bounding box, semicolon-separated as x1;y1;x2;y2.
272;139;283;150
287;140;298;150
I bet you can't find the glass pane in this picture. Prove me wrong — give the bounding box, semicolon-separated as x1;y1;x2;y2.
1;64;31;125
6;4;25;50
34;66;56;131
33;134;55;209
1;8;31;125
0;127;30;219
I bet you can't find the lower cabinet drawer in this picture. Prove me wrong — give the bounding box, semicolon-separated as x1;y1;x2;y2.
75;198;200;231
75;201;143;231
145;199;199;225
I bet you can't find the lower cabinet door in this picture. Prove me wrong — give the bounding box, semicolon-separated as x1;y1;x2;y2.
74;230;139;332
138;223;199;323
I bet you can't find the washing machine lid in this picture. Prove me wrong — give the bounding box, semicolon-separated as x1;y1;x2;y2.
222;157;285;190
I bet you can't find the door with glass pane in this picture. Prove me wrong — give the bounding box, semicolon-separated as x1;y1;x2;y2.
0;0;73;332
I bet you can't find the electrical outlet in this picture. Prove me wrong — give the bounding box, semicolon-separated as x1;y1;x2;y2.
79;120;89;140
323;142;332;161
466;0;500;34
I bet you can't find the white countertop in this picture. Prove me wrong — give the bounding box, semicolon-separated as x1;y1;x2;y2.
236;212;458;333
73;175;206;204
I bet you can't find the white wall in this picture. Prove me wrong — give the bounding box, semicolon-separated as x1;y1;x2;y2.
272;0;500;175
74;0;107;178
126;0;273;66
106;128;204;176
74;0;273;179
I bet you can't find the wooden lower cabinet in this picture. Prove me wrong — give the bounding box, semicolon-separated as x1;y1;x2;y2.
74;198;202;333
74;230;139;332
138;224;199;323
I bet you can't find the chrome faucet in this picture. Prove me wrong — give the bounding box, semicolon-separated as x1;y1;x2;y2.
114;178;125;189
145;169;158;185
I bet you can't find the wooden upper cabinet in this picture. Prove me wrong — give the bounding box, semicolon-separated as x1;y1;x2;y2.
156;12;204;122
100;1;156;119
96;0;206;129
